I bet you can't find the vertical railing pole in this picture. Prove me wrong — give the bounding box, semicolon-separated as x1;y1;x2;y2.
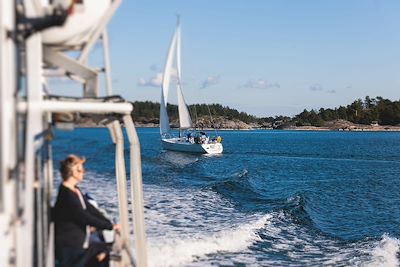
123;115;148;267
109;120;131;266
106;123;122;267
102;30;113;96
45;144;54;267
45;223;54;267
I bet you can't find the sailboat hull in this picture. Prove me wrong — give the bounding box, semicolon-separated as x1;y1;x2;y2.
161;138;223;154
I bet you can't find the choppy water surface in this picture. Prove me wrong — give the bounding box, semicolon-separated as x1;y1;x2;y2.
53;128;400;266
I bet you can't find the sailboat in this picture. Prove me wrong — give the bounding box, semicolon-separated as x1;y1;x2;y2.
159;19;223;154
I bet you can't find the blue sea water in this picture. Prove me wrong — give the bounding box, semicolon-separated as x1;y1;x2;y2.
53;128;400;266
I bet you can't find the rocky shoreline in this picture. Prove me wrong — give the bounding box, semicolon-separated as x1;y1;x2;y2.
75;115;400;131
132;118;400;131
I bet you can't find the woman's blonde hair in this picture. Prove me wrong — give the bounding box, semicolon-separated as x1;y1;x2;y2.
59;154;85;180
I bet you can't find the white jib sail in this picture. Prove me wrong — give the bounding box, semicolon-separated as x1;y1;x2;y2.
177;83;193;129
176;22;193;129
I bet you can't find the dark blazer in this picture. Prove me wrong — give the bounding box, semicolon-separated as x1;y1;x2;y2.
53;184;113;248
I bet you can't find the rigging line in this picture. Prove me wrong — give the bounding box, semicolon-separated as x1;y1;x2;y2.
171;102;180;135
191;104;198;130
175;78;181;137
207;104;218;136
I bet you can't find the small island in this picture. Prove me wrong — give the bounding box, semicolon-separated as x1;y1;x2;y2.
130;96;400;131
73;96;400;131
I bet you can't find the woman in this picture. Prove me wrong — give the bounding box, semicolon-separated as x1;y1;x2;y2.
54;154;119;267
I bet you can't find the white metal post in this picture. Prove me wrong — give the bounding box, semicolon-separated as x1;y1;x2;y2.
111;120;132;266
23;29;45;267
45;223;55;267
107;122;117;144
0;0;17;266
123;115;148;267
18;100;134;114
45;144;54;267
102;30;113;96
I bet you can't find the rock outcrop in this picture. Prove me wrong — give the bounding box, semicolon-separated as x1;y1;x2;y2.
169;116;252;130
77;116;400;131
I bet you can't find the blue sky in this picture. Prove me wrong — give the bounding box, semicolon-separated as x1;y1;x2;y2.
56;0;400;117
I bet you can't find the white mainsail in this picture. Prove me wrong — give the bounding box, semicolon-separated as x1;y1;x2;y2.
159;89;170;135
161;29;177;105
160;18;192;134
160;23;177;135
175;23;192;129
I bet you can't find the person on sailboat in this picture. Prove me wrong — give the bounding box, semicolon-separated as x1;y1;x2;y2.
53;154;120;267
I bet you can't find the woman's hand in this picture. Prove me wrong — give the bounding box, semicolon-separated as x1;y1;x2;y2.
112;223;120;233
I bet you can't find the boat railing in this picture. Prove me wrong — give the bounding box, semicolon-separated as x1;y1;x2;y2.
38;0;148;263
17;96;148;267
161;132;174;139
112;231;136;266
1;0;150;265
107;114;147;267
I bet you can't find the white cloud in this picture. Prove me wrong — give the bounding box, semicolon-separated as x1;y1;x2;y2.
137;72;163;87
138;68;180;88
200;75;220;89
241;79;280;89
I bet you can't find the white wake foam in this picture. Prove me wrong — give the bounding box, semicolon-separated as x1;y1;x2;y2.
147;215;271;267
364;234;400;267
71;173;400;267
